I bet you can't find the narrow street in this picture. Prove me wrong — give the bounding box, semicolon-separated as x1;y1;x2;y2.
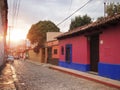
12;60;118;90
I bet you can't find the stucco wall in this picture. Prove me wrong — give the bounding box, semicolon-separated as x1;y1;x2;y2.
0;11;4;66
28;49;44;63
59;35;89;64
0;0;8;67
52;45;59;59
99;25;120;80
47;40;59;46
47;32;62;42
100;26;120;64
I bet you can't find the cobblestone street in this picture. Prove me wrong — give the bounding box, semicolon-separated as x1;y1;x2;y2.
13;60;119;90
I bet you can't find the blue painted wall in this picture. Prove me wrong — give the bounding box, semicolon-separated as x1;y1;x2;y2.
98;63;120;80
59;61;90;72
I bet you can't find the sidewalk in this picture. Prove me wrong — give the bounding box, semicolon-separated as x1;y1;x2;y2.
49;65;120;89
0;63;16;90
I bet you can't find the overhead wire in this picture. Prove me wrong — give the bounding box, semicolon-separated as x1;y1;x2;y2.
67;0;73;15
15;0;21;27
11;0;21;29
57;0;93;26
62;0;73;29
8;0;12;12
12;0;17;27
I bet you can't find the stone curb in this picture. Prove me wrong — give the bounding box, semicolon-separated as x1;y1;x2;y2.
10;64;18;90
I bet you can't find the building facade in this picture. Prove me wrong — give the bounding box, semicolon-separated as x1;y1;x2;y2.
28;48;45;63
45;32;62;65
46;40;60;65
0;0;8;67
57;14;120;80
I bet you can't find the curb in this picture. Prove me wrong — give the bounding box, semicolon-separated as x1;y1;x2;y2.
10;64;18;90
49;65;120;89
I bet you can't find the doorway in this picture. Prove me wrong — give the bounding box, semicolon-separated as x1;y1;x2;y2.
65;44;72;63
90;35;99;72
47;47;52;63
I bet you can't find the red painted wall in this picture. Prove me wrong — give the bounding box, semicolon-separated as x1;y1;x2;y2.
59;35;90;64
100;26;120;64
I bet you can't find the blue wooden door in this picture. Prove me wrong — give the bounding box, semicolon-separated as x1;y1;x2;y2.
65;44;72;63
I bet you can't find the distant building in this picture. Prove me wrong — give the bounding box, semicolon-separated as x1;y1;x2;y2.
28;32;62;64
57;14;120;80
45;32;62;65
0;0;8;67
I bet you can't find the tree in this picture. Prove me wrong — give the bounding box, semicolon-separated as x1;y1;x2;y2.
97;16;104;21
69;14;92;31
27;20;60;53
106;3;120;16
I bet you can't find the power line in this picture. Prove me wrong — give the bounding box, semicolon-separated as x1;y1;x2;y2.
15;0;21;27
8;0;21;48
57;0;93;26
67;0;73;15
12;0;17;26
62;0;73;28
11;0;21;28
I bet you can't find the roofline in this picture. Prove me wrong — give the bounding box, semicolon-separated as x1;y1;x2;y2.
57;14;120;39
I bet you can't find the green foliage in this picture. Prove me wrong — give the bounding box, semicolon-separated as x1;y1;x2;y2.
97;16;104;21
106;3;120;16
69;14;92;31
27;20;60;53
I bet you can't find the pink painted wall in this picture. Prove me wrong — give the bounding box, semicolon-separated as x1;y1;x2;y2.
100;26;120;64
59;35;90;64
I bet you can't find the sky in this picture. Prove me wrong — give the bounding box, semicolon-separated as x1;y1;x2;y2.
7;0;120;43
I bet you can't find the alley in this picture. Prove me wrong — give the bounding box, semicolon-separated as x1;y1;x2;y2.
11;60;119;90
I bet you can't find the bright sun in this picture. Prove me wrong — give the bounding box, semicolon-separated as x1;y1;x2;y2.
7;29;27;43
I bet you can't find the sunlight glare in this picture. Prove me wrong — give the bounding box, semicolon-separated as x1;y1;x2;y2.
7;29;27;43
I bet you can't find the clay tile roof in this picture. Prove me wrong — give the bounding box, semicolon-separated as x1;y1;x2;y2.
57;14;120;39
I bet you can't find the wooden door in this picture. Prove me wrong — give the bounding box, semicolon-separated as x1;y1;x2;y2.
90;35;99;72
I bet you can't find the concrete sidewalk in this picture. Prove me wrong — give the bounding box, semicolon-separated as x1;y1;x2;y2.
49;65;120;89
0;63;16;90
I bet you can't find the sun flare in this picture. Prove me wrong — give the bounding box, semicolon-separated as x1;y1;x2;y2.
7;29;27;43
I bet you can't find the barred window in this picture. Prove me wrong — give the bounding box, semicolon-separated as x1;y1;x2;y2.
54;49;57;54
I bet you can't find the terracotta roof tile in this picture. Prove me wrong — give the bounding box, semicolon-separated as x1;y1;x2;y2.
57;14;120;39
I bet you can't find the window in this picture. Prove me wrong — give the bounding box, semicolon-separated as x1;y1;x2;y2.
61;46;64;55
54;49;57;54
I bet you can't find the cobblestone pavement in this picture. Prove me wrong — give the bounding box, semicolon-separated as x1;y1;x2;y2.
13;60;119;90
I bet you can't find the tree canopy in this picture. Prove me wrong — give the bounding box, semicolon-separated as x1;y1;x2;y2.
97;16;104;21
106;3;120;16
27;20;60;53
69;14;92;31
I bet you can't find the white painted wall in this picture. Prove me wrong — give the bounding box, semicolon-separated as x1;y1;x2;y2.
46;32;62;42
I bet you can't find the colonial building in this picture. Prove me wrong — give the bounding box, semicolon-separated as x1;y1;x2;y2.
57;14;120;80
0;0;8;67
45;32;62;65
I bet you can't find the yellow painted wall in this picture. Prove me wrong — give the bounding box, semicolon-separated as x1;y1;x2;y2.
28;48;45;63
